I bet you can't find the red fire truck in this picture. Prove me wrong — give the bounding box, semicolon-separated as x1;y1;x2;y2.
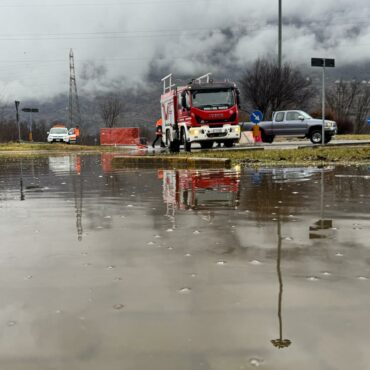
160;73;241;152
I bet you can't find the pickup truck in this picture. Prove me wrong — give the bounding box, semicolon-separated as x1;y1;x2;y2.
243;110;337;144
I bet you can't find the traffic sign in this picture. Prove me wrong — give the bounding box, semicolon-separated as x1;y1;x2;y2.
367;117;370;125
311;58;335;68
22;108;39;113
250;110;263;124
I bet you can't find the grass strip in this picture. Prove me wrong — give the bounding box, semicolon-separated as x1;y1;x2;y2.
180;146;370;166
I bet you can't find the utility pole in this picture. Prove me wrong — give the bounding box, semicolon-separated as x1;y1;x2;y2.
278;0;282;68
68;49;82;129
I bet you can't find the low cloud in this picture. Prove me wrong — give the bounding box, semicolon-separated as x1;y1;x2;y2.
0;0;369;100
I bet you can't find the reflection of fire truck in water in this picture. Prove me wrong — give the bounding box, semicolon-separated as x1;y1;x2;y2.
160;73;241;152
161;169;240;211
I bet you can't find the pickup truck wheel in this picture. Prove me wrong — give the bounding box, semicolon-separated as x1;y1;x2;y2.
200;141;213;149
324;135;332;144
310;130;323;144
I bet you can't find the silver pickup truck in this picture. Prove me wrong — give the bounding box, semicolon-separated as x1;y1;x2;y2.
243;110;337;144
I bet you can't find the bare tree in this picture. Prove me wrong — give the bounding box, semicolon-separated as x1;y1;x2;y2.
239;58;314;119
97;93;124;128
354;84;370;133
326;80;360;120
326;80;370;134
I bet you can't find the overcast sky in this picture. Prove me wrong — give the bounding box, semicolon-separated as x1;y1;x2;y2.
0;0;370;100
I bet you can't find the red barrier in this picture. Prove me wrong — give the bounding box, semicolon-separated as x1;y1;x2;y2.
100;128;140;145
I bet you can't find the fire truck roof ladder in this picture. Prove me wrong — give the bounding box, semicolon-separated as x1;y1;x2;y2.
195;73;212;84
161;73;176;94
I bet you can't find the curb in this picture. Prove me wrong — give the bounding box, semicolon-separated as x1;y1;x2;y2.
112;156;231;169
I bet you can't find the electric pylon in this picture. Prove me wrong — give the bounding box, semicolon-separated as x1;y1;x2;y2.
68;49;82;128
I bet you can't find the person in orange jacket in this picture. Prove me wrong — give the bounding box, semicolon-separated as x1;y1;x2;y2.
152;118;165;148
74;125;81;144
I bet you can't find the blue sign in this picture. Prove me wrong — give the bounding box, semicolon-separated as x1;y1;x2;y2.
367;117;370;125
250;110;263;124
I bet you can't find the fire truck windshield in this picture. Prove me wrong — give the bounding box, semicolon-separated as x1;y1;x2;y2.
191;89;234;110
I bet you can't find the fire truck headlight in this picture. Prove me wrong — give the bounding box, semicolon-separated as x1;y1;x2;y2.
235;126;240;133
189;128;199;136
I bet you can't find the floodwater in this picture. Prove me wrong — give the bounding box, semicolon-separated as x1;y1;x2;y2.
0;154;369;370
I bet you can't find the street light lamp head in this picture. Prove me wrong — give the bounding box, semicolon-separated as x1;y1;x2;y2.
271;338;291;348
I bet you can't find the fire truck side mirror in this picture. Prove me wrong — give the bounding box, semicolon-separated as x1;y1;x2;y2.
181;93;187;109
236;89;241;108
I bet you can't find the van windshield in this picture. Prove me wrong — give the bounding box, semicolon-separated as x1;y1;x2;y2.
192;89;235;110
50;128;68;134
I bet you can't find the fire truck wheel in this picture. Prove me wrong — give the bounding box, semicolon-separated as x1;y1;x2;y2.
200;141;213;149
184;141;191;152
223;140;235;148
181;129;191;152
166;130;170;146
170;139;180;153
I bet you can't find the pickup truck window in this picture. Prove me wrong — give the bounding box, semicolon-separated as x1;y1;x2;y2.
286;112;301;121
275;112;285;122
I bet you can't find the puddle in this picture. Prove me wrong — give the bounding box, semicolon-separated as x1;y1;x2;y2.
0;156;369;369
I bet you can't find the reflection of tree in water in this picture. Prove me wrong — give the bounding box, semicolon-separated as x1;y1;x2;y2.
334;167;370;211
271;213;292;349
238;172;308;222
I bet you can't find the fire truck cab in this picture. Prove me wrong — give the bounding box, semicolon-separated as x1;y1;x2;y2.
160;73;241;152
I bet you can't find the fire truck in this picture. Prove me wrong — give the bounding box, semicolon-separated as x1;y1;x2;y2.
160;73;241;152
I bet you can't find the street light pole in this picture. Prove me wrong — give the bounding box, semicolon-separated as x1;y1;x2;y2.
278;0;282;68
322;65;326;145
14;101;21;143
311;58;335;145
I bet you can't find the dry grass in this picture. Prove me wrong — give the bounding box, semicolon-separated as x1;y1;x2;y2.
186;146;370;166
0;142;126;153
335;134;370;141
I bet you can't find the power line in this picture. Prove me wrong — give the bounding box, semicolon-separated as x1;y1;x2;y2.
0;0;223;7
0;16;369;42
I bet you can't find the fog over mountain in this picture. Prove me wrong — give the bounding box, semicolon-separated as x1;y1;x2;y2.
0;0;370;111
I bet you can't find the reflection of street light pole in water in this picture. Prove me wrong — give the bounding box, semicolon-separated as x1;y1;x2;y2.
309;169;333;239
19;159;25;201
271;214;291;349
